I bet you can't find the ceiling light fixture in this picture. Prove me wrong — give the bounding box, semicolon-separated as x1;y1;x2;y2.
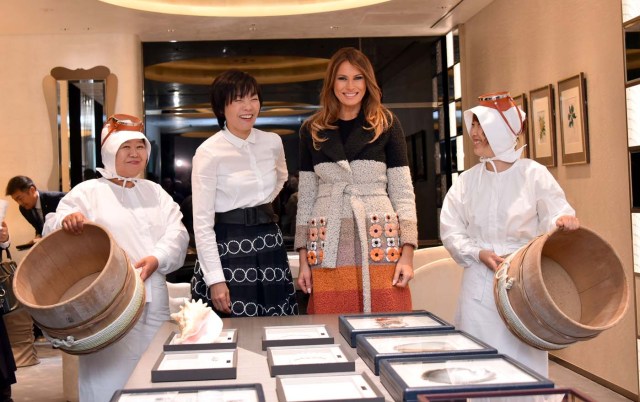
98;0;389;17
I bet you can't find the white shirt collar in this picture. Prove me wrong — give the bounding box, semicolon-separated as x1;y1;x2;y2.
222;128;256;148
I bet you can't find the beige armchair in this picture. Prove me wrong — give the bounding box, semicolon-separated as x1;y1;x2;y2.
409;257;464;324
412;246;452;268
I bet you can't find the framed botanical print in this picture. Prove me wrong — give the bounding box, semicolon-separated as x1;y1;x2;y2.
511;93;529;159
558;73;590;165
529;85;557;167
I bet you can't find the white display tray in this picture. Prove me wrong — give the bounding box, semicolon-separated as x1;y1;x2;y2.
339;312;453;347
267;343;355;377
163;328;238;351
379;354;553;402
151;349;237;382
262;324;334;350
356;330;496;375
111;383;264;402
276;372;384;402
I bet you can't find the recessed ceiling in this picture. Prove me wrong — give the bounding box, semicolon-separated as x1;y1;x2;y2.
0;0;494;41
98;0;391;17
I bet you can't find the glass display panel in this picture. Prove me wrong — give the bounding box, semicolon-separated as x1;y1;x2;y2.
453;63;461;100
456;133;465;171
280;374;378;401
265;325;330;340
271;345;348;365
625;19;640;83
623;0;640;23
446;31;454;68
156;351;235;371
633;213;640;274
117;388;259;402
346;315;441;330
627;85;640;147
366;333;485;354
449;102;456;139
390;357;538;388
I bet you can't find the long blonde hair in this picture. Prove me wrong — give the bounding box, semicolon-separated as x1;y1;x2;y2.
304;47;392;149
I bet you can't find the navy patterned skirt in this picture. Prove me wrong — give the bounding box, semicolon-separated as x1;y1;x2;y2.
191;222;298;317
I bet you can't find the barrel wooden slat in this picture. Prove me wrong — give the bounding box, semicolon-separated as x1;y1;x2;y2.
12;223;144;354
496;227;629;349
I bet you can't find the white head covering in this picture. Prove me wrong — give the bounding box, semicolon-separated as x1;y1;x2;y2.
463;93;526;180
96;114;151;187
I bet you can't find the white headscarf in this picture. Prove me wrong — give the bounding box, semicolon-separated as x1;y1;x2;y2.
96;117;151;189
463;102;526;174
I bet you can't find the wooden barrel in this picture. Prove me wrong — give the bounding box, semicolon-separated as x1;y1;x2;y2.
12;223;145;355
494;227;629;350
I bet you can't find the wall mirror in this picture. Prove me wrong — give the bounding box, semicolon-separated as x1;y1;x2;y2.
43;66;117;191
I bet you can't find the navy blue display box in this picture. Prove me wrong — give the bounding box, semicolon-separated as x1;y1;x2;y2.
163;328;238;352
110;383;264;402
356;330;497;375
267;343;356;377
416;387;596;401
276;372;385;402
379;354;553;402
150;349;237;382
339;311;453;347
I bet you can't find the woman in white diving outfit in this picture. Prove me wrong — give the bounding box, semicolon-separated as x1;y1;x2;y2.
44;114;189;402
439;93;579;377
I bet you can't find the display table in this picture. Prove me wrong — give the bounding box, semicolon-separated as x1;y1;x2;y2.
124;314;394;401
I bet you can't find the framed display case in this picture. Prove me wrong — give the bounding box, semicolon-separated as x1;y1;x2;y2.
339;311;453;347
379;354;553;402
356;330;496;375
151;349;237;382
275;372;385;402
110;383;265;402
267;343;355;377
262;324;334;350
529;84;557;167
416;387;596;401
163;328;238;351
558;72;590;165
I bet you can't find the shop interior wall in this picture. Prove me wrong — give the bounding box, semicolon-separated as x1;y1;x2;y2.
0;33;143;261
461;0;636;395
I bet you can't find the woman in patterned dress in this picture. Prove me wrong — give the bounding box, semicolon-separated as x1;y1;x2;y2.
295;47;418;313
191;69;298;317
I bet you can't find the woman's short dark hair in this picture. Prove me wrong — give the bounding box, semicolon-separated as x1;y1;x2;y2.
210;69;262;129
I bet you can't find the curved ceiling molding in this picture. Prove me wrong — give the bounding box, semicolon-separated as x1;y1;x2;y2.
181;127;295;138
145;56;330;85
163;101;317;118
99;0;390;17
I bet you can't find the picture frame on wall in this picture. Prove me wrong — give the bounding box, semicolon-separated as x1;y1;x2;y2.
529;85;557;167
557;72;590;165
511;93;529;159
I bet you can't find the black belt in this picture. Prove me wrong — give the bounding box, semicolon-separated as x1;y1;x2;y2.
215;204;276;226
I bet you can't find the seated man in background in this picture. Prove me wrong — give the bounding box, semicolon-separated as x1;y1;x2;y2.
5;176;65;246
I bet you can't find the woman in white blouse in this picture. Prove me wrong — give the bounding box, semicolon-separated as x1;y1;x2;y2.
191;69;298;317
44;114;189;402
439;93;579;377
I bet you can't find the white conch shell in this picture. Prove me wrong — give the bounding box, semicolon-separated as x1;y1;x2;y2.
170;299;223;344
